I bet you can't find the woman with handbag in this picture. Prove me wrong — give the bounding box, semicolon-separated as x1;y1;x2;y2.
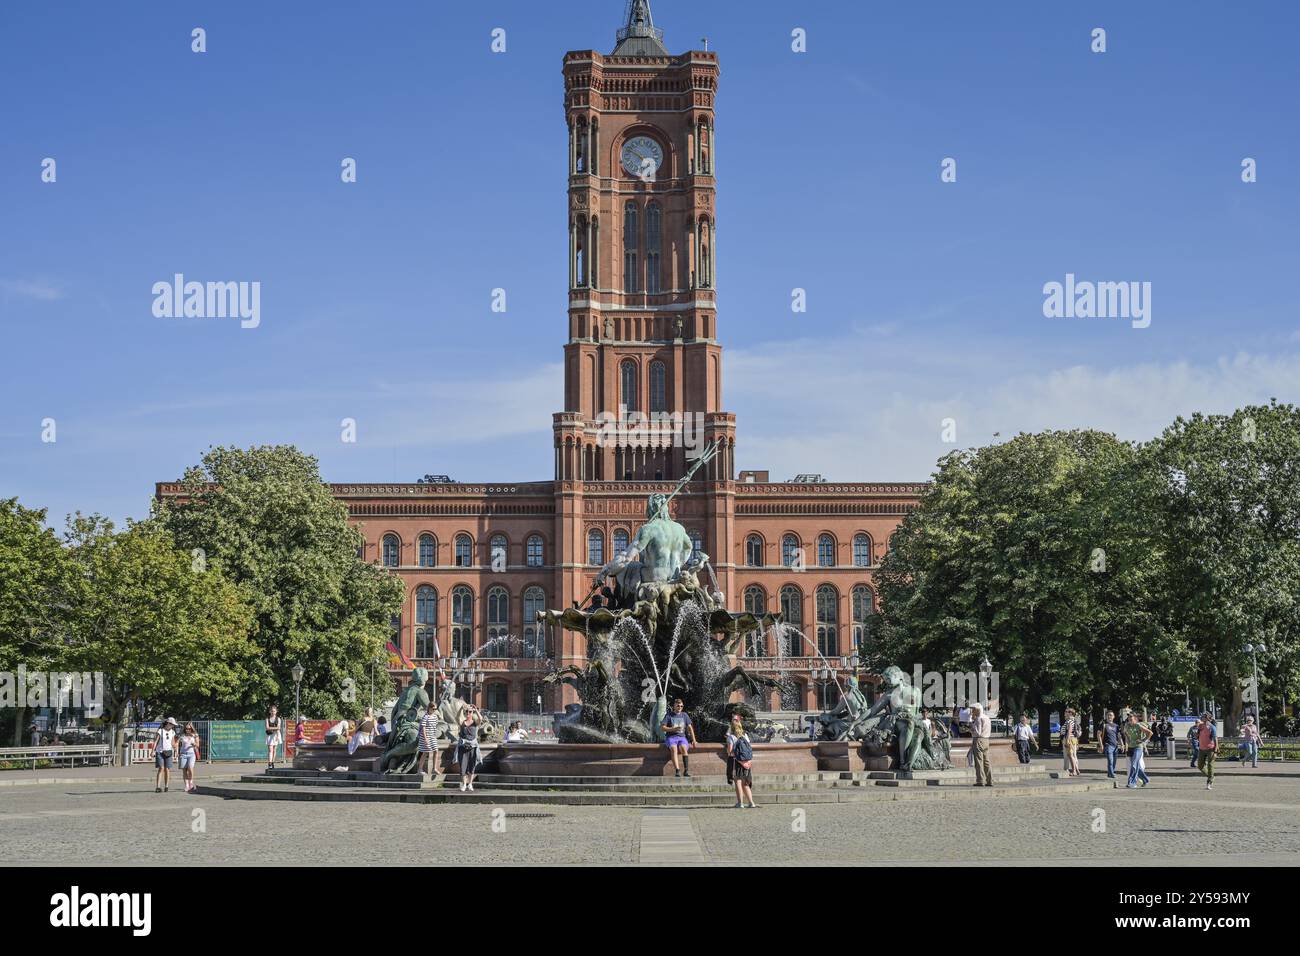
455;708;482;792
265;705;284;770
726;713;757;809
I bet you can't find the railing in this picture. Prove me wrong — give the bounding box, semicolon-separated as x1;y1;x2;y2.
0;745;112;770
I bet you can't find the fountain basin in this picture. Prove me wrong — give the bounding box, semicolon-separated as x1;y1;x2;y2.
490;739;1017;777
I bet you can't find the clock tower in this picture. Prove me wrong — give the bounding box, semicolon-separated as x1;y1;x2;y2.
554;0;734;484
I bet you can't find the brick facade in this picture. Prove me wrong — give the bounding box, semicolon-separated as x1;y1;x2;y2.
158;5;924;716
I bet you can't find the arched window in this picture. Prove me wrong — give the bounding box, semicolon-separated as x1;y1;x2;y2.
526;534;544;567
852;585;874;651
418;533;436;568
645;202;662;294
587;529;604;566
745;534;764;568
485;682;509;714
816;585;839;657
620;360;637;412
623;201;638;294
575;119;587;174
415;585;438;658
781;534;801;568
689;529;703;555
455;534;473;568
451;586;474;658
853;533;872;568
780;585;803;631
486;586;509;646
781;678;804;710
743;585;766;658
649;361;667;412
382;534;400;568
816;677;840;710
523;678;546;715
817;534;836;567
698;217;713;289
522;587;547;659
613;528;630;561
489;534;508;568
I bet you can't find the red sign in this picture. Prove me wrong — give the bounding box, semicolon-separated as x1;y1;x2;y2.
285;719;332;757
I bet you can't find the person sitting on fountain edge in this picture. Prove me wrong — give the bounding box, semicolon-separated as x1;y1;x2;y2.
662;699;698;778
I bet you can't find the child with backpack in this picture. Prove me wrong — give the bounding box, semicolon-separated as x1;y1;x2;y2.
726;713;757;809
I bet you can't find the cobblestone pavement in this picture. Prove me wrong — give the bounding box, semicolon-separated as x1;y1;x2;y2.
1;760;1296;866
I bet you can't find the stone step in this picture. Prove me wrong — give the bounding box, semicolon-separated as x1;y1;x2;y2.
200;776;1109;806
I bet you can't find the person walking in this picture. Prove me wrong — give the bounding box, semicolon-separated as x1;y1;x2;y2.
1100;710;1124;779
1187;722;1200;768
661;698;698;778
1241;715;1261;769
416;705;443;781
1195;712;1218;790
969;702;993;787
154;717;178;793
1061;708;1082;776
1123;712;1151;788
726;713;757;808
178;722;200;793
1013;714;1038;764
265;704;283;770
455;707;482;792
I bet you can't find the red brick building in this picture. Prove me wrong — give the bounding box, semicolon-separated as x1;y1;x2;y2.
168;3;923;715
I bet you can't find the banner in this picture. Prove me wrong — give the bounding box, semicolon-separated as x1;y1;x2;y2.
206;721;267;760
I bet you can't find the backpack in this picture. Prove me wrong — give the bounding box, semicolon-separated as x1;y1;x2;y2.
732;734;753;765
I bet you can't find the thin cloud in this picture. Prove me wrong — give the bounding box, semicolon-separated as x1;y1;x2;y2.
0;278;65;301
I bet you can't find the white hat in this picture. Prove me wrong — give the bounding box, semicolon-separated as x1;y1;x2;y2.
163;717;177;726
969;702;983;712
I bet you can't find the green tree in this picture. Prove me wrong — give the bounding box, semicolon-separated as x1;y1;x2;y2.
154;445;404;719
59;516;257;756
1146;401;1300;734
0;498;76;743
875;430;1184;739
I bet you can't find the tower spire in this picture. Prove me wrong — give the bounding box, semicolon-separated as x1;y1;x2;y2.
613;0;668;56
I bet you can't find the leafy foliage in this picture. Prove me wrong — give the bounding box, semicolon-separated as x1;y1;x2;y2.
154;445;405;719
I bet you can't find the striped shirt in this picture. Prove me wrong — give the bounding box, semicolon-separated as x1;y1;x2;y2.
418;713;442;752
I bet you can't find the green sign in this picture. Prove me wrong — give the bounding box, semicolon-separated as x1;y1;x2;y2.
207;721;266;760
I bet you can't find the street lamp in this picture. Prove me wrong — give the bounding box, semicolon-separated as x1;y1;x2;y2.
291;662;304;722
979;656;993;711
1245;642;1267;729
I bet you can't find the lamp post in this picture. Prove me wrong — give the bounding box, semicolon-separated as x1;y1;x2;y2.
1244;642;1266;730
291;662;304;723
979;656;993;713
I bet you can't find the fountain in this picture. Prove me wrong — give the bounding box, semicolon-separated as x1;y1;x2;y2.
536;444;781;745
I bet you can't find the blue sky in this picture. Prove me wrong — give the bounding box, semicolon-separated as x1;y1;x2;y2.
2;0;1298;526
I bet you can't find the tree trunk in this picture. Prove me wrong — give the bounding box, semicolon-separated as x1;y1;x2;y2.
1226;677;1243;737
12;705;26;746
1031;690;1048;753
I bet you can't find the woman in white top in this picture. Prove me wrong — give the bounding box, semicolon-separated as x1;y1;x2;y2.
265;704;283;770
348;707;377;754
155;717;178;793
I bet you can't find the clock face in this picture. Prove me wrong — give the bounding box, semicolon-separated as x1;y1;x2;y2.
621;136;664;178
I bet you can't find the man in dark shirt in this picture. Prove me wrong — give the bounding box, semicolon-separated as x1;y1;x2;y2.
661;698;698;778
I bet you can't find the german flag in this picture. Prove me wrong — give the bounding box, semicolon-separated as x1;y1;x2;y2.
386;641;413;670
